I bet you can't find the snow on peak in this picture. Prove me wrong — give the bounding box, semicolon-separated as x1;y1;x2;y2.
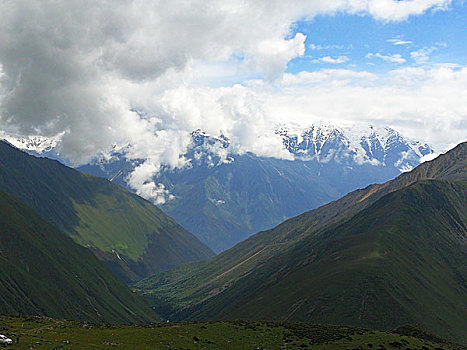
3;124;433;175
2;134;62;154
275;122;434;172
189;129;233;167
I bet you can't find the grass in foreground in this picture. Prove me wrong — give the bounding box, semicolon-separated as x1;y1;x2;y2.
0;315;464;349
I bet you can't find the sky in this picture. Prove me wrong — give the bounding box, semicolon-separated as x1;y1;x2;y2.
290;5;467;73
0;0;466;198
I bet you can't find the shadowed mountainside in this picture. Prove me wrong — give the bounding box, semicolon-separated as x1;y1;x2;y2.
0;190;158;323
0;141;213;282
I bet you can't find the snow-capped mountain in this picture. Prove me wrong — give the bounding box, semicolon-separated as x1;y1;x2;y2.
0;133;69;163
189;129;234;167
4;124;435;252
3;135;59;154
173;124;434;173
276;123;433;172
3;124;433;173
78;123;434;252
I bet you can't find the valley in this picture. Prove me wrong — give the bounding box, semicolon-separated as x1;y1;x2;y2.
0;2;466;349
77;124;433;252
136;142;467;345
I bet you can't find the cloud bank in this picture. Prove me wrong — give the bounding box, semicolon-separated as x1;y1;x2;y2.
0;0;462;202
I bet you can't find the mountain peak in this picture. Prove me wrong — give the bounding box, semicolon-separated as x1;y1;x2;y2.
275;122;434;172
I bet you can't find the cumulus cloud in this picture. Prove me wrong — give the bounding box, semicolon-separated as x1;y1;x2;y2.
0;1;450;157
261;66;467;151
363;0;450;21
130;64;467;158
246;33;306;81
312;56;349;64
366;52;406;63
0;0;455;202
126;163;175;205
148;83;293;160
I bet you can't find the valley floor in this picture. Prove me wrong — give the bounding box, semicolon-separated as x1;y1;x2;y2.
0;315;464;349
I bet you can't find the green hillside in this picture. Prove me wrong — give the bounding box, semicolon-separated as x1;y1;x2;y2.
0;316;464;349
0;141;213;282
137;142;467;344
0;190;157;323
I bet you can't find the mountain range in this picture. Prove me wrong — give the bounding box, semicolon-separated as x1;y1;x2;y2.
0;141;213;282
77;123;434;252
0;130;465;344
136;141;467;344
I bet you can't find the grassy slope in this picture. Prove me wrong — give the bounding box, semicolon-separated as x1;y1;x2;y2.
80;149;401;254
0;190;158;323
183;180;467;340
0;316;464;350
137;142;467;344
0;141;213;281
141;141;467;297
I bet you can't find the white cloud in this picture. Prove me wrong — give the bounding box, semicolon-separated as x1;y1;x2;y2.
0;0;450;161
312;56;349;64
410;46;436;64
246;33;307;81
281;70;377;86
309;43;345;50
364;0;450;21
126;162;175;205
132;64;467;157
420;152;440;163
367;52;406;63
387;38;413;46
262;66;467;151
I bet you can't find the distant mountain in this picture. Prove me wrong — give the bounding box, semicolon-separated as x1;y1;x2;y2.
276;123;432;172
78;124;433;252
137;142;467;345
0;141;213;282
2;134;59;154
0;189;157;323
1;133;69;164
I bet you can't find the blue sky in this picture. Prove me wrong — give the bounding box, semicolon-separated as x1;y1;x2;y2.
288;2;466;73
